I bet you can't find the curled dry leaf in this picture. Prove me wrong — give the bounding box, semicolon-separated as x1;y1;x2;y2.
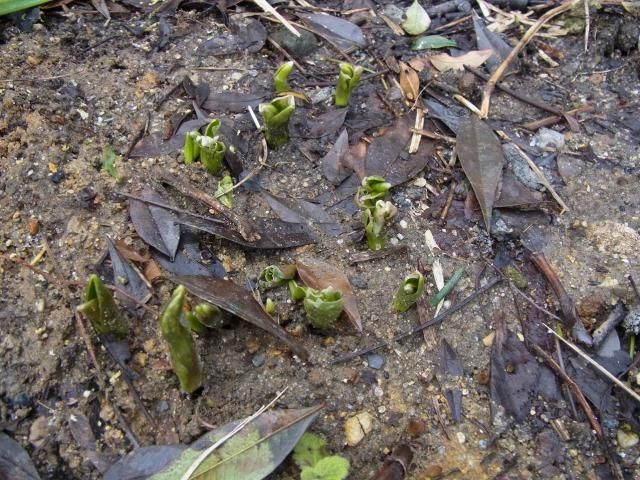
398;61;420;102
430;49;493;72
296;256;362;332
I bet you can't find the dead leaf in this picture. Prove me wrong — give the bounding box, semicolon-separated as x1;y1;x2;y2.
203;91;269;113
430;49;493;72
107;238;152;312
296;256;362;332
290;108;347;139
129;189;181;260
473;13;515;72
175;275;309;360
398;61;420;101
320;129;351;185
198;18;267;56
299;13;367;49
153;231;226;279
90;0;110;20
456;116;504;232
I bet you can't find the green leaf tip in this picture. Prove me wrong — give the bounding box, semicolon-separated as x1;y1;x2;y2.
101;146;117;178
160;285;203;393
274;61;295;94
288;279;308;302
294;432;350;480
335;63;363;107
198;135;226;175
393;271;425;312
77;274;128;339
215;175;234;208
260;264;297;289
259;95;296;149
357;175;396;250
293;432;329;469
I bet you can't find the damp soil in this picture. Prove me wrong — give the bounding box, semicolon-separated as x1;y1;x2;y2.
1;4;640;480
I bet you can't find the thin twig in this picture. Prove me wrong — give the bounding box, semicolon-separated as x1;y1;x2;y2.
180;387;289;480
214;138;268;198
528;342;603;439
253;0;300;36
479;0;578;118
331;277;502;364
266;37;306;74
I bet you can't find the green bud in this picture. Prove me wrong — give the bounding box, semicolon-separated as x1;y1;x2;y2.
215;175;234;208
199;135;226;175
194;303;223;328
183;131;201;165
185;312;207;335
265;298;276;315
274;61;294;94
160;286;203;393
288;279;308;302
77;274;128;339
392;272;425;312
356;175;392;209
335;63;363;107
260;264;297;289
259;95;295;149
363;200;397;250
303;287;344;330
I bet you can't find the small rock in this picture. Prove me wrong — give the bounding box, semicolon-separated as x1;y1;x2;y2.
246;338;261;354
309;87;333;105
424;464;443;477
456;431;466;444
270;28;318;58
349;275;368;290
27;218;39;235
406;418;426;436
617;429;639;448
252;353;265;368
531;128;565;150
344;412;374;446
321;337;336;347
556;154;583;183
50;170;64;184
29;416;50;448
366;353;385;370
482;331;496;347
307;368;325;386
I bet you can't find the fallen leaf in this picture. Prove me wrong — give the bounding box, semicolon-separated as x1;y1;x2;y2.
105;406;322;480
411;35;456;50
261;192;342;237
436;340;463;422
130;118;209;158
129;189;181;260
203;91;270;113
199;18;266;56
153;231;226;279
402;0;431;36
368;443;413;480
107;238;152;312
296;256;362;331
299;13;367;49
90;0;110;20
0;432;41;480
473;13;515;72
423;98;469;134
430;49;493;72
320;129;351;185
175;275;309;360
68;412;112;474
291;108;347;139
398;61;419;101
456;116;504;232
494;171;545;209
182;76;210;107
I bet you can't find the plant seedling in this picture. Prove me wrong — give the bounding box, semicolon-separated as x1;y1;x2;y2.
363;200;397;251
393;271;425;312
160;285;203;393
183;131;201;165
274;61;294;94
265;298;276;315
77;274;128;339
335;63;363;107
259;95;296;149
215;175;234;208
303;287;344;330
260;264;297;289
356;175;392;209
293;432;350;480
198;135;226;175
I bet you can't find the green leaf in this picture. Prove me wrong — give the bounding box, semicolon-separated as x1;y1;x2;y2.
215;175;234;208
77;274;128;339
149;405;323;480
0;0;49;16
259;264;297;289
288;280;308;302
101;146;117;177
199;136;226;175
259;95;295;149
411;35;456;50
334;63;363;107
392;271;425;312
274;61;294;94
293;433;329;469
402;0;431;36
301;456;350;480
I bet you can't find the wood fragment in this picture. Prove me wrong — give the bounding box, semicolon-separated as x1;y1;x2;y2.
408;108;424;154
253;0;300;37
348;245;408;264
522;105;594;131
479;0;578;118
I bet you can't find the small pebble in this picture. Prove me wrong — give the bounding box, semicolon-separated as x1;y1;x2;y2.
617;429;639;448
27;218;39;235
424;464;443;477
252;353;265;368
344;412;374;446
50;171;65;184
406;418;426;436
399;220;408;229
367;353;385;370
482;331;496;347
456;431;466;444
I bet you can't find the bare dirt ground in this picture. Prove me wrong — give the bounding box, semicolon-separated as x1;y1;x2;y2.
1;2;640;479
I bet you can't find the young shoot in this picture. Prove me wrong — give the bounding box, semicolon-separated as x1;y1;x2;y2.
303;287;344;330
215;175;234;208
335;63;363;107
77;274;128;339
259;95;295;149
183;131;201;165
274;61;294;94
356;175;392;209
260;264;297;289
393;271;425;312
160;286;203;393
363;200;397;251
198;135;226;175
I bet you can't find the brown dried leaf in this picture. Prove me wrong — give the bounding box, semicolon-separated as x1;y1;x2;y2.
296;256;362;332
398;61;420;101
456;116;504;232
430;49;493;72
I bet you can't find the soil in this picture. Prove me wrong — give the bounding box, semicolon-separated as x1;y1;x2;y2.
1;2;640;479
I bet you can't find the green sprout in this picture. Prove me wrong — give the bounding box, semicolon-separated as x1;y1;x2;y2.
304;287;344;330
77;274;128;339
198;135;226;175
265;298;276;315
186;302;224;334
393;271;425;312
183;131;201;165
288;279;308;302
274;61;294;94
215;175;234;208
160;286;203;393
259;95;295;149
335;63;363;107
293;432;350;480
260;264;297;289
356;175;392;209
204;118;221;138
363;200;397;251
